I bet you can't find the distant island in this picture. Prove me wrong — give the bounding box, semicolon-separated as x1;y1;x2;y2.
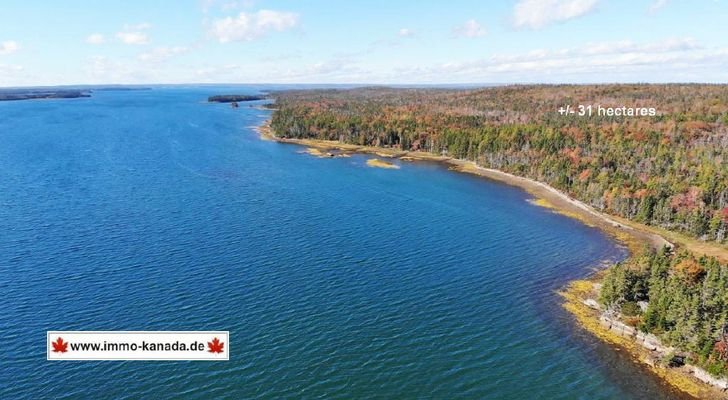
208;94;266;103
0;89;91;101
0;86;153;102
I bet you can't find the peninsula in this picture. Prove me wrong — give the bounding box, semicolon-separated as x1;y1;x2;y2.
208;94;266;103
0;89;90;101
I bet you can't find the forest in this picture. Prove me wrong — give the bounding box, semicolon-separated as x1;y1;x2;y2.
208;94;266;103
600;249;728;376
269;84;728;377
270;85;728;244
0;89;90;101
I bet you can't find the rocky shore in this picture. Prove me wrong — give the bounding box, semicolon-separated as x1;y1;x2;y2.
255;116;728;398
562;280;728;399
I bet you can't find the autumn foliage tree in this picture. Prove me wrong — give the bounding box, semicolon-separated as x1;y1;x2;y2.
270;84;728;243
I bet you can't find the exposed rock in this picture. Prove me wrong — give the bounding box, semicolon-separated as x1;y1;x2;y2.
606;317;637;337
583;298;600;310
691;366;728;390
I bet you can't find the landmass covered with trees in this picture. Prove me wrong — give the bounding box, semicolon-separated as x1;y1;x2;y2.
0;89;90;101
269;84;728;379
0;86;151;101
600;248;728;376
208;94;266;103
270;85;727;243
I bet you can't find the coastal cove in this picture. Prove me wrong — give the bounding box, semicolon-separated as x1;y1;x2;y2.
4;2;728;399
256;115;728;399
0;87;705;399
254;119;673;255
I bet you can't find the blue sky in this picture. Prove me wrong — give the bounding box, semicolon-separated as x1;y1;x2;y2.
0;0;727;86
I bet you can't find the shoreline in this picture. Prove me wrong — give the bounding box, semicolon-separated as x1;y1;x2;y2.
255;117;728;398
256;118;727;264
561;279;728;399
255;119;674;255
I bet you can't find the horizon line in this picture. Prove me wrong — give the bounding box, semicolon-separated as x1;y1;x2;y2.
2;81;728;90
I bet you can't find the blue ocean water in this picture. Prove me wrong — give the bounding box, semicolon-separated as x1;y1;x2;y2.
0;87;688;399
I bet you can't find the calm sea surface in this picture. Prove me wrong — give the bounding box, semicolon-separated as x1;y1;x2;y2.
0;87;690;399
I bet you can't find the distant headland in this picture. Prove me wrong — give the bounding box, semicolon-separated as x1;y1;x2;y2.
0;89;91;101
208;94;267;103
0;86;151;102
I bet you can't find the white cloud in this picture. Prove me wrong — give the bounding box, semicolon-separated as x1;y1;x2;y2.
80;36;724;85
453;19;486;38
0;63;25;85
648;0;668;14
398;28;414;37
513;0;598;29
270;57;365;82
117;32;149;45
0;40;21;55
86;34;106;45
209;9;298;43
417;37;720;82
84;55;161;84
0;63;23;72
116;23;151;45
581;37;699;55
138;46;189;62
481;38;701;65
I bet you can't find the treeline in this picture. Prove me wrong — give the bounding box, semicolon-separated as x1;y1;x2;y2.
271;85;728;243
0;89;90;101
600;249;728;376
208;94;265;103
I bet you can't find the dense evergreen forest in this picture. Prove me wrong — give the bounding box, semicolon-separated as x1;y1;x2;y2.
600;249;728;376
270;85;728;243
270;84;728;377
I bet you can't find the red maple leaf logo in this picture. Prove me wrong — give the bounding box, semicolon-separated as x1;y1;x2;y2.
52;337;68;353
207;337;224;354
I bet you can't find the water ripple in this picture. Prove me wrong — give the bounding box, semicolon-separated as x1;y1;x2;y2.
0;88;686;400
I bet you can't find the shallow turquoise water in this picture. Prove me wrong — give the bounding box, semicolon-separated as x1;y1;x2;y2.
0;87;687;399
